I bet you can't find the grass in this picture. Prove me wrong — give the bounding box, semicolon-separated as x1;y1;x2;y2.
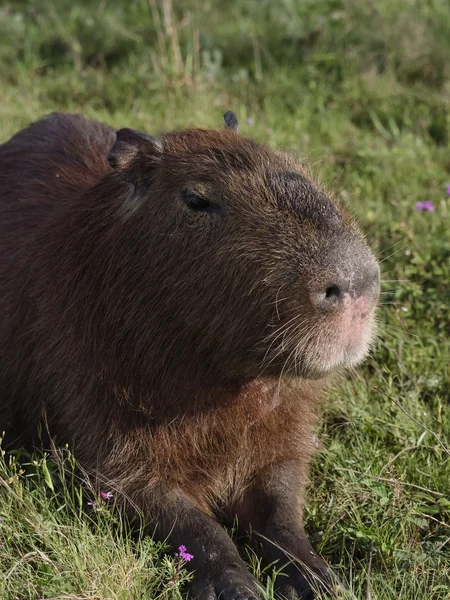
0;0;449;598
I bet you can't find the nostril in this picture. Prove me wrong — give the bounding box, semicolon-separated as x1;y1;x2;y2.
325;285;341;300
312;284;344;309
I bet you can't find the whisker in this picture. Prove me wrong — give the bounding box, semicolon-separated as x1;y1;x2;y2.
376;236;407;259
380;302;403;306
379;244;409;263
383;323;421;339
258;319;312;376
274;283;287;321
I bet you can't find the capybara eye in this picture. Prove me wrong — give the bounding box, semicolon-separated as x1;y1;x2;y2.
182;190;218;213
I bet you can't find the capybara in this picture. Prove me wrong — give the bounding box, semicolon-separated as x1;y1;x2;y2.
0;111;380;599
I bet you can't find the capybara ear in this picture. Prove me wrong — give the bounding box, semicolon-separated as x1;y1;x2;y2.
108;128;163;175
224;111;239;132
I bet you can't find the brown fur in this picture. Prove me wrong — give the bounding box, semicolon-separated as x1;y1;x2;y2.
0;113;379;599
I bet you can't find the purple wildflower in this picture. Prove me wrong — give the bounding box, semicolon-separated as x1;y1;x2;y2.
446;184;450;196
100;491;113;500
176;545;194;562
87;500;96;506
416;200;435;212
246;117;255;127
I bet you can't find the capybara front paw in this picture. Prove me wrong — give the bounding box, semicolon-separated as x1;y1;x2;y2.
275;561;344;599
190;568;259;600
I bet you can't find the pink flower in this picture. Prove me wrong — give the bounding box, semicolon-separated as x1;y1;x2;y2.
416;200;435;211
446;184;450;195
176;545;194;562
100;491;113;500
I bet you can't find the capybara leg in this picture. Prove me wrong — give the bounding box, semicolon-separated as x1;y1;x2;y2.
236;463;342;599
259;528;341;599
142;489;259;600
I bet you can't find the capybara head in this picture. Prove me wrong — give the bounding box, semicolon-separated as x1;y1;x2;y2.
80;112;379;389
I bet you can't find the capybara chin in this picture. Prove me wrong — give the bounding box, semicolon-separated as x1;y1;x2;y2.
0;111;379;599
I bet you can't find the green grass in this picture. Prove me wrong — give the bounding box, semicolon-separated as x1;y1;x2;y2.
0;0;449;598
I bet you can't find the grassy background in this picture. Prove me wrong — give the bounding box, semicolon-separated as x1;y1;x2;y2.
0;0;449;598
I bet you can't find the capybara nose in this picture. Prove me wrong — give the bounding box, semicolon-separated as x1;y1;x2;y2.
312;266;380;311
311;281;347;310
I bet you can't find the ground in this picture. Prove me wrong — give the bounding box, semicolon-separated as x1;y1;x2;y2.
0;1;449;599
